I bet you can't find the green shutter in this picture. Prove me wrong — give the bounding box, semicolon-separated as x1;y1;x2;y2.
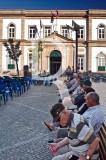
50;50;61;57
8;64;15;69
98;66;105;71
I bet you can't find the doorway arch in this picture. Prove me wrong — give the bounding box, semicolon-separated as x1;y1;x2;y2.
50;50;62;75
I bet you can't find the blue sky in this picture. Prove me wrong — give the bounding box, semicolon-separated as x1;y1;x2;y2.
0;0;106;10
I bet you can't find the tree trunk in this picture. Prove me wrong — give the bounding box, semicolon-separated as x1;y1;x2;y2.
16;60;19;77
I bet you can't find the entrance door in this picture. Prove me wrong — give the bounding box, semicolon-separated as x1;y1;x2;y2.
50;50;61;75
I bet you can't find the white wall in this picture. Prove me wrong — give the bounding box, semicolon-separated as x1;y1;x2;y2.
2;46;7;71
3;19;21;39
25;19;86;40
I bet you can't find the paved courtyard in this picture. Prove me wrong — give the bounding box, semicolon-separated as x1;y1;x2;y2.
0;81;106;160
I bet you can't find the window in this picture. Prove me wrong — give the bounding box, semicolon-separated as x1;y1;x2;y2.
78;55;84;71
7;56;15;69
8;24;15;38
62;27;68;38
44;26;51;37
8;56;15;65
29;26;37;39
98;56;105;66
98;24;105;39
78;27;84;39
97;52;106;71
29;53;32;69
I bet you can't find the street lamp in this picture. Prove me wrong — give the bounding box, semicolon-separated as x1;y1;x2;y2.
66;21;81;73
38;41;43;74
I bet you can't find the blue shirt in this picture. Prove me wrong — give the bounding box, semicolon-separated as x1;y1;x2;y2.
83;105;104;134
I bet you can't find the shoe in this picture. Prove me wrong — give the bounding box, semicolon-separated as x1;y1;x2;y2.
48;139;54;143
44;121;52;131
58;99;62;103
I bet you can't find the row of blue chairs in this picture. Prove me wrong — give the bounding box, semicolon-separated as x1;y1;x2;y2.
91;75;106;82
0;76;32;105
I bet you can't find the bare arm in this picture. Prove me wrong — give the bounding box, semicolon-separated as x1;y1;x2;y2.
86;137;100;158
79;137;100;160
48;137;69;153
56;137;69;148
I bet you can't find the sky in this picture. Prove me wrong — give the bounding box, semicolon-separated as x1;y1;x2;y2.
0;0;106;10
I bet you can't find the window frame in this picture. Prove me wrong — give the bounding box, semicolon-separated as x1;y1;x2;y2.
28;25;37;39
78;55;84;71
97;24;105;39
61;26;69;38
96;52;106;71
7;23;16;39
43;25;52;37
77;26;85;39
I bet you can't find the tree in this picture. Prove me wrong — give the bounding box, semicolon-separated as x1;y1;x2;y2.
3;39;22;77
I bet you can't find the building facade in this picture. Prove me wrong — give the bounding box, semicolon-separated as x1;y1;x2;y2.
0;9;106;75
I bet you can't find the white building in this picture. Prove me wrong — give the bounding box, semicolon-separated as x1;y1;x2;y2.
0;9;106;75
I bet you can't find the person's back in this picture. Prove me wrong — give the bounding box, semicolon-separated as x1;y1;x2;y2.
83;92;104;134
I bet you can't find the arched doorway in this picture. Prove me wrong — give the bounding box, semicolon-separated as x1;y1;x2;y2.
50;50;62;74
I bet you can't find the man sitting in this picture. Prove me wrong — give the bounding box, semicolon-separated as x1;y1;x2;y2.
48;103;100;160
83;92;104;134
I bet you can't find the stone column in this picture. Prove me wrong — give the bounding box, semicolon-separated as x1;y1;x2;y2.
21;17;25;71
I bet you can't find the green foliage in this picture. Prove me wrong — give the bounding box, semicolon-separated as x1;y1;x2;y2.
3;39;22;61
38;41;43;52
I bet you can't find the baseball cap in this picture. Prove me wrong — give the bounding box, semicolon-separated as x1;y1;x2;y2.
50;103;65;122
83;80;92;86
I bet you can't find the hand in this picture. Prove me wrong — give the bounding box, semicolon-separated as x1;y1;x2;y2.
63;96;70;104
48;143;59;153
79;155;87;160
74;109;78;113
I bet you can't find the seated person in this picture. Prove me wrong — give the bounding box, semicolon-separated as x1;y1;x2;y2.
62;79;93;109
44;88;95;131
83;92;104;134
58;76;84;105
48;103;100;160
74;88;95;115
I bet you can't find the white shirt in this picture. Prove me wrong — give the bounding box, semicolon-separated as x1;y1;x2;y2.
83;105;104;134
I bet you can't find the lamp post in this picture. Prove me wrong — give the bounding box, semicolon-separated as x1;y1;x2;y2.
66;22;80;73
38;41;43;74
73;45;75;72
3;39;22;77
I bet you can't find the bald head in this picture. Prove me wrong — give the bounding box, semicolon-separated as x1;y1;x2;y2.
86;92;100;107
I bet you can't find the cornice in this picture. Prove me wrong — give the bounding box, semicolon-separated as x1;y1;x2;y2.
87;10;106;17
0;9;87;18
0;39;29;43
88;40;106;43
0;10;25;16
0;9;106;18
87;40;106;47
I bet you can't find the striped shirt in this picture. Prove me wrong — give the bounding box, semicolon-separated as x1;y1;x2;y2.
68;113;96;147
83;105;104;134
67;113;99;158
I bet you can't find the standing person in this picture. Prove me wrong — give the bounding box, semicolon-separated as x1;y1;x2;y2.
65;66;73;81
48;104;100;160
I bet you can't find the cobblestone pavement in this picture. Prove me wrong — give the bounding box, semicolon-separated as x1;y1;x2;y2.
0;81;106;160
